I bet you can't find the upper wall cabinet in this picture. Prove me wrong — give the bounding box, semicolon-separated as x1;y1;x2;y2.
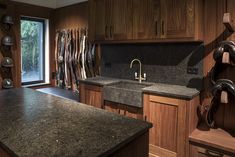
89;0;132;41
88;0;203;42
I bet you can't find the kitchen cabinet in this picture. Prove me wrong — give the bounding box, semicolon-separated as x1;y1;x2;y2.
89;0;132;41
79;83;103;108
160;0;199;39
88;0;107;40
132;0;160;40
143;94;200;157
190;145;233;157
89;0;203;41
104;101;143;120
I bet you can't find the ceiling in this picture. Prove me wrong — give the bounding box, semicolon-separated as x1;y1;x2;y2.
11;0;87;9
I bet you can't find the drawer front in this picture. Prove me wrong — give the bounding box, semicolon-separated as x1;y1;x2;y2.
191;145;233;157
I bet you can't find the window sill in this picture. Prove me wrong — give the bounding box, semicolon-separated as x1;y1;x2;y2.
23;83;52;89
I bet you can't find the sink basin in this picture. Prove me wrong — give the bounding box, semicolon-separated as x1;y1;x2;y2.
103;81;152;107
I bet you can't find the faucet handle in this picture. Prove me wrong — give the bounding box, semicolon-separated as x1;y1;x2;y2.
135;72;138;78
143;73;146;79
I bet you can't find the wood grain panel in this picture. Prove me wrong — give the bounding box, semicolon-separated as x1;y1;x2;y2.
53;2;88;30
110;0;132;40
79;83;103;108
160;0;195;39
132;0;159;39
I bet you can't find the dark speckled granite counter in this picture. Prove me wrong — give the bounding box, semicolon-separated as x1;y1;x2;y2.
0;88;151;157
81;76;200;100
142;83;199;100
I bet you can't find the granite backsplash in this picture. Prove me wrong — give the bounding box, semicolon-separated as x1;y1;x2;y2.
100;42;204;90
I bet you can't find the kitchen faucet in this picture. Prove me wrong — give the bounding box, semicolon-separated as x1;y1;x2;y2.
130;59;146;83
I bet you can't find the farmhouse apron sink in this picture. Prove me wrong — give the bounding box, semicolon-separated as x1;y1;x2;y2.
103;81;152;107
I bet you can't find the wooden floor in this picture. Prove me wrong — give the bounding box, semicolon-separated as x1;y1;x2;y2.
36;87;79;102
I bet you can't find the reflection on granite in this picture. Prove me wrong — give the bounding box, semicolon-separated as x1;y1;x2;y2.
0;88;151;157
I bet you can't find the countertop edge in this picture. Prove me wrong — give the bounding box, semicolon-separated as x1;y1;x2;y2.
142;90;200;100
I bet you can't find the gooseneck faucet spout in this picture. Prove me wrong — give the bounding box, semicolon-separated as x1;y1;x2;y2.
130;59;146;83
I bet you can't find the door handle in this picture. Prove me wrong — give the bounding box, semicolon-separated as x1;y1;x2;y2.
205;149;224;157
110;26;113;38
155;21;158;36
105;25;108;38
161;20;164;36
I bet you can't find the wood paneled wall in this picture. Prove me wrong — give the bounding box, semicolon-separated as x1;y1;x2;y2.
0;1;54;88
202;0;235;131
50;2;88;86
53;2;88;30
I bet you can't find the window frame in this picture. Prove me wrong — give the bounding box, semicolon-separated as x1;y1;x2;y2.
20;16;46;86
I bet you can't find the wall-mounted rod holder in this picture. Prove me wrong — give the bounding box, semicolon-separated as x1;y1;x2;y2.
221;91;228;103
223;13;235;32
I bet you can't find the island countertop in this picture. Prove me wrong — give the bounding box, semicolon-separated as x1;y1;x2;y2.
0;88;151;157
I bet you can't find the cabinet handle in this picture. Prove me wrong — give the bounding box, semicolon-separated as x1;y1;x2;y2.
161;20;164;36
205;149;224;157
105;25;108;38
110;26;113;38
155;21;158;36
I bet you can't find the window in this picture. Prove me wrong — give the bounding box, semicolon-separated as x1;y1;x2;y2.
21;17;46;85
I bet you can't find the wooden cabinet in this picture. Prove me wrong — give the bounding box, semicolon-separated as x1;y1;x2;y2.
104;101;143;120
143;94;200;157
160;0;197;39
190;145;233;157
89;0;132;41
89;0;203;41
109;0;133;40
132;0;160;40
79;83;103;108
88;0;107;40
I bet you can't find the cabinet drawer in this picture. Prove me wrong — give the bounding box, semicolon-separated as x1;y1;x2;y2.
190;145;233;157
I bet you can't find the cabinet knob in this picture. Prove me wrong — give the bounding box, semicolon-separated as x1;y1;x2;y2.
205;149;224;157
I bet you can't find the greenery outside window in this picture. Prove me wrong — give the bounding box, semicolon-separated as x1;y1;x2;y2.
21;17;45;85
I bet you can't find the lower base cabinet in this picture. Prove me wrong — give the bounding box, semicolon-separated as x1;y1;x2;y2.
79;83;103;108
190;144;233;157
104;101;143;120
143;94;200;157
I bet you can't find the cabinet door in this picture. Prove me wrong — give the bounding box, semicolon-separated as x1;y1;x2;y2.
190;145;232;157
147;101;178;154
79;83;103;108
132;0;161;39
93;0;108;40
109;0;133;40
160;0;195;39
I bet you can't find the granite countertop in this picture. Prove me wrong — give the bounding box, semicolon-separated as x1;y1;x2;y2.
142;83;200;100
0;88;151;157
81;76;200;100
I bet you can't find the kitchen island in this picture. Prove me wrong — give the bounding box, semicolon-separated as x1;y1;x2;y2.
0;88;151;157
